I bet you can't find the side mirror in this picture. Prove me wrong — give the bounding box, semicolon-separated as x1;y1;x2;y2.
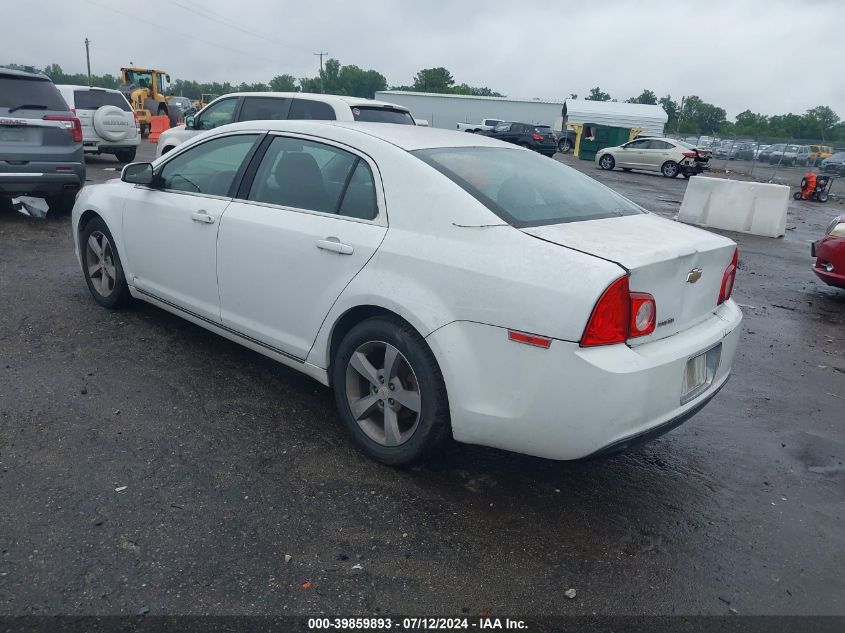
121;162;154;185
185;115;195;129
415;119;429;127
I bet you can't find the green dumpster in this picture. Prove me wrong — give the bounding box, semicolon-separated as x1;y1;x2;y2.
578;124;633;161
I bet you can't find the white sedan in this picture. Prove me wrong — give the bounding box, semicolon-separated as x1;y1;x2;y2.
596;137;710;178
72;121;742;465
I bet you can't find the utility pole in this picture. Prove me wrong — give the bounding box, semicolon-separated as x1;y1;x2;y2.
84;38;92;86
313;51;328;93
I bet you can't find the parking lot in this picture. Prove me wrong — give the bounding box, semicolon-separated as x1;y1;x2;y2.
1;141;843;617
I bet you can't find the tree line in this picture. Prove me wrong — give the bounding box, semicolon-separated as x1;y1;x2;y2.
586;86;843;143
7;61;842;143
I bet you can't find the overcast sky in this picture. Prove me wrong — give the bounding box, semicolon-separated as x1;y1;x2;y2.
5;0;843;119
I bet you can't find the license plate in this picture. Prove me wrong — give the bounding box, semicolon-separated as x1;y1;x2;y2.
681;343;722;404
0;127;26;142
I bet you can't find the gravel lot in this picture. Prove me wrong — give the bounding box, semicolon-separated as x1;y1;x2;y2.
1;141;843;617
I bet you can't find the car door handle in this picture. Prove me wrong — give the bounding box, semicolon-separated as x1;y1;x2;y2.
191;210;215;224
316;237;353;255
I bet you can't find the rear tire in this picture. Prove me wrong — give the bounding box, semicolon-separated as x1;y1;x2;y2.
599;154;615;170
114;148;137;163
80;216;130;309
819;193;829;203
45;192;77;215
661;160;680;178
332;316;450;466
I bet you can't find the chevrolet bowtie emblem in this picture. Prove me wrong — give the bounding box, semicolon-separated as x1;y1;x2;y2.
686;268;703;283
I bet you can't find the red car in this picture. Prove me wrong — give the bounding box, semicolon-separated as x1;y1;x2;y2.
812;215;845;289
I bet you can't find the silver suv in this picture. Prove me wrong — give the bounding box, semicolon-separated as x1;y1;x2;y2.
56;85;140;163
0;68;85;214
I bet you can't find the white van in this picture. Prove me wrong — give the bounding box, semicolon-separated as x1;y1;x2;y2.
56;85;141;162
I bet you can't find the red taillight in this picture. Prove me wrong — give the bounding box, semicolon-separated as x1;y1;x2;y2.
508;330;552;348
531;133;544;141
682;151;697;158
581;276;630;346
718;248;739;305
43;114;82;142
580;276;657;346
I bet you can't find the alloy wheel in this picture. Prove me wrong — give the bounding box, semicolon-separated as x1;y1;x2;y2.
345;341;421;447
85;231;117;297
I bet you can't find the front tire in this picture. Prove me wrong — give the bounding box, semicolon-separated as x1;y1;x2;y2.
599;154;615;170
46;192;77;215
661;160;680;178
558;138;572;154
332;316;450;466
80;216;130;309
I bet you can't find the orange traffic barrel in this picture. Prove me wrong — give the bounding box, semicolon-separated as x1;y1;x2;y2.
148;115;170;143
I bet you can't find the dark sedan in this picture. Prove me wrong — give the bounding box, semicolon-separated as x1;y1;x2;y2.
821;152;845;175
480;122;558;156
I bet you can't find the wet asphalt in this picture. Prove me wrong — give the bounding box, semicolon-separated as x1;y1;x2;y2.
0;143;843;617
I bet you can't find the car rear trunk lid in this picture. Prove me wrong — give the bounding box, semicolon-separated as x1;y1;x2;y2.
522;213;736;344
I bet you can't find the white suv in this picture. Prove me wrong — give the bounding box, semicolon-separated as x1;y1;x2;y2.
56;85;140;162
155;92;417;157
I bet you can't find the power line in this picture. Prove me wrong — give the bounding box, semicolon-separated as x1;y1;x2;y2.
82;0;289;69
169;0;299;51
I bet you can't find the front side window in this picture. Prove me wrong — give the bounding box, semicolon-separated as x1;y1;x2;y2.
159;134;259;196
413;147;641;228
197;98;237;130
287;99;336;121
239;97;291;122
625;139;649;149
247;136;376;219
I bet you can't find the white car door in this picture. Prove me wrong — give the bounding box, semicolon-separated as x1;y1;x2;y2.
217;134;388;361
618;139;649;168
122;132;262;322
643;139;675;170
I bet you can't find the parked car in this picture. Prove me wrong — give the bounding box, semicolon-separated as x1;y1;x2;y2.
757;144;777;162
456;118;503;133
596;137;710;177
754;144;770;160
769;144;810;166
56;84;140;163
808;144;833;166
156;92;416;157
811;215;845;289
0;67;85;214
71;120;741;464
820;152;845;174
477;122;558;155
166;96;196;120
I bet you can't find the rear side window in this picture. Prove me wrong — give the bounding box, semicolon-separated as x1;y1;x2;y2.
73;90;131;112
159;134;259;196
351;106;414;125
413;147;641;228
247;136;377;219
238;97;291;122
0;76;67;110
288;99;336;121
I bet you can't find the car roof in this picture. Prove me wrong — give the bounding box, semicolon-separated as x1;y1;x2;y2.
214;119;511;151
56;84;122;94
212;91;411;112
0;67;51;80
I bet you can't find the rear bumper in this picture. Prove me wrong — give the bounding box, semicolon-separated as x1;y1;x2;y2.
82;137;141;152
426;300;743;460
0;163;85;197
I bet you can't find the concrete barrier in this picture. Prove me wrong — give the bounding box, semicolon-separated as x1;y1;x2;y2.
677;176;789;238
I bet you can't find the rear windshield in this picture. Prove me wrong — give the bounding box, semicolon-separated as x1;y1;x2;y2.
413;147;642;228
74;90;131;112
0;75;67;111
351;106;414;125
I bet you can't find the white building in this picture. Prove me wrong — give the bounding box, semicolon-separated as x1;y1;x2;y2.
375;91;668;137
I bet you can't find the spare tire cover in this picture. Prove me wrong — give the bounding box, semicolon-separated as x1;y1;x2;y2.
93;105;132;142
